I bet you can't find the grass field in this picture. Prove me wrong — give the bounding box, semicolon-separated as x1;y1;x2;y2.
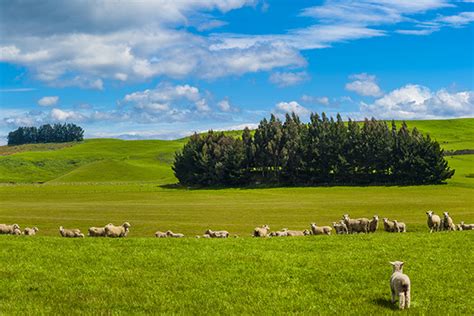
0;118;472;314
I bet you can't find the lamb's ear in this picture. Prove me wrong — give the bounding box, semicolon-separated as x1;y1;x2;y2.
389;262;395;265
400;262;404;267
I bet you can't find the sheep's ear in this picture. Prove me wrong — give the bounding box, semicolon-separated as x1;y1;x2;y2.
389;261;395;265
400;262;404;267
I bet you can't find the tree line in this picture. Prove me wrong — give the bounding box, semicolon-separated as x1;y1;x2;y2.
173;113;454;186
7;123;84;145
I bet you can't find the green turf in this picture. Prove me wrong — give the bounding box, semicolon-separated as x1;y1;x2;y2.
0;233;472;314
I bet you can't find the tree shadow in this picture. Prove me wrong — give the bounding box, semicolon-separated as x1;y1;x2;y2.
373;297;398;310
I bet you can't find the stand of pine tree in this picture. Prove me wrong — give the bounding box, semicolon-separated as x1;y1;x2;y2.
173;113;454;186
7;123;84;146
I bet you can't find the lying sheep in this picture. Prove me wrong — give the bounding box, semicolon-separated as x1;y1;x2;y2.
460;221;474;230
456;224;463;231
24;227;39;236
269;228;288;237
104;222;131;238
426;211;441;233
155;231;167;238
0;224;20;235
310;223;332;235
88;225;109;237
205;229;229;238
12;227;22;235
59;226;84;238
166;230;184;238
368;215;379;233
392;220;407;233
443;212;456;231
383;218;396;232
342;214;369;233
285;229;310;237
390;261;411;310
253;224;270;237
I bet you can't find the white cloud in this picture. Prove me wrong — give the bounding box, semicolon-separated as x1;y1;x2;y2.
301;95;330;105
195;99;211;112
217;99;239;112
274;101;310;116
345;73;383;97
38;96;59;107
270;71;309;87
50;108;85;121
361;84;474;119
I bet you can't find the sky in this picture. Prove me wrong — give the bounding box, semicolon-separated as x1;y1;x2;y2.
0;0;473;142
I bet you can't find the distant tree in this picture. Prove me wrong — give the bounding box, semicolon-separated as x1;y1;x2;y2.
7;123;84;146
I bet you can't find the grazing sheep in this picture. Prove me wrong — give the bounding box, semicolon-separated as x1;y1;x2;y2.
368;215;379;233
24;227;39;236
253;224;270;237
443;212;456;231
460;221;474;230
0;224;20;235
88;226;108;237
12;227;22;235
383;218;396;232
155;231;167;238
310;223;332;235
205;229;229;238
426;211;441;233
166;230;184;238
104;222;131;238
59;226;84;238
390;261;411;310
342;214;369;233
392;220;407;233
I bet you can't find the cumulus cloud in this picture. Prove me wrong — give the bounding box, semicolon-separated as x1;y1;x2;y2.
50;108;85;121
361;84;474;119
37;96;59;107
274;101;310;116
269;71;309;87
345;73;383;97
301;95;330;105
217;99;238;112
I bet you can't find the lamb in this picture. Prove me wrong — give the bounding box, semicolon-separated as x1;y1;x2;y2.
426;211;441;233
24;227;39;236
12;227;22;235
285;229;309;237
88;225;109;237
104;222;131;238
392;220;407;233
155;231;167;238
443;212;456;231
383;218;396;232
205;229;229;238
59;226;84;238
310;223;332;235
166;230;184;238
390;261;411;310
342;214;369;233
460;221;474;230
333;220;348;234
253;224;270;237
368;215;379;233
269;228;288;237
0;224;20;235
456;224;463;231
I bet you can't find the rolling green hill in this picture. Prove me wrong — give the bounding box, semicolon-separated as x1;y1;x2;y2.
0;118;472;184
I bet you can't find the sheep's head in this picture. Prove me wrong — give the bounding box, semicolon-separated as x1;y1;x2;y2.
383;218;389;223
166;230;173;236
390;261;404;273
332;222;337;226
263;225;270;230
33;227;39;232
205;229;212;235
393;220;399;225
59;226;64;231
460;221;465;225
426;210;434;217
342;214;349;220
13;224;19;229
122;222;131;229
303;229;311;236
443;212;449;218
373;215;379;220
311;223;317;228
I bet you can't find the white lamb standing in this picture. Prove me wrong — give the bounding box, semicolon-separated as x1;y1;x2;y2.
390;261;411;310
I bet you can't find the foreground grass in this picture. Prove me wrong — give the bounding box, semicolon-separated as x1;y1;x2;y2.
0;233;472;314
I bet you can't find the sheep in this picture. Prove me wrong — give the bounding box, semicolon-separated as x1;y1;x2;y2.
382;218;395;232
342;214;369;233
24;227;39;236
443;212;456;231
392;220;407;233
205;229;229;238
12;227;22;235
59;226;84;238
456;224;463;231
166;230;184;238
155;231;167;238
285;229;308;237
253;224;270;237
104;222;131;238
368;215;379;233
202;234;211;238
88;225;109;237
269;228;288;237
310;223;332;235
390;261;411;310
460;221;474;230
0;224;20;235
426;211;441;233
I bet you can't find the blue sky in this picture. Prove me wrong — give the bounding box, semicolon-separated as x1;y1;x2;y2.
0;0;473;142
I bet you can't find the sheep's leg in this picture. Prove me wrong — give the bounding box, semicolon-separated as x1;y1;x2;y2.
391;289;396;304
398;292;405;309
405;290;410;308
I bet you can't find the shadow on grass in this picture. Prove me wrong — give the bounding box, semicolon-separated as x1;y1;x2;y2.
373;297;398;310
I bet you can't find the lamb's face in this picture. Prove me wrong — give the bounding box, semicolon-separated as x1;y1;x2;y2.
390;261;404;272
13;224;19;229
383;218;388;223
311;223;317;228
443;212;449;218
263;225;270;230
342;214;349;220
373;215;379;220
303;229;311;235
426;211;433;218
33;227;39;232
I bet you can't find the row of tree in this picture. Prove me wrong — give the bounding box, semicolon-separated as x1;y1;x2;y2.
173;113;454;186
7;123;84;145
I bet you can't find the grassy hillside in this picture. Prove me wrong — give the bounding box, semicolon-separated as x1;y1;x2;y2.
0;118;472;184
0;233;472;314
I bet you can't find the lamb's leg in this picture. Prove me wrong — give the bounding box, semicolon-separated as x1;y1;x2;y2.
391;288;396;304
399;292;405;309
405;290;410;308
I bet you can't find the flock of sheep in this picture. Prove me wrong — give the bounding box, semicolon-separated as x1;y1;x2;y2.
1;211;472;238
